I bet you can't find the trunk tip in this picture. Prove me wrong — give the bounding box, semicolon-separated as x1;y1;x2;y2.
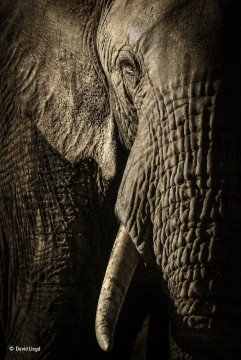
96;331;113;352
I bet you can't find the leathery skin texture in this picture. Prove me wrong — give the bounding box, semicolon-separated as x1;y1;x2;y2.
1;0;241;359
98;0;241;358
0;1;163;358
116;73;241;358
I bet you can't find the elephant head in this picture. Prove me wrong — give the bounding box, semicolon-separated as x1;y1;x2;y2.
94;1;241;359
0;1;161;358
1;0;241;359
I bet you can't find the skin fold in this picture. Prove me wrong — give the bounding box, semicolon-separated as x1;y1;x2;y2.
0;1;164;359
96;0;241;359
1;0;241;359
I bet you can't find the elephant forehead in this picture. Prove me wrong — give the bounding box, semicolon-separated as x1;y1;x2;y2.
101;0;163;49
101;0;208;46
101;0;223;85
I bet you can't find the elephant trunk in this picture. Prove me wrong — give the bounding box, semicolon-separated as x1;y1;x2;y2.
98;73;241;357
95;225;139;351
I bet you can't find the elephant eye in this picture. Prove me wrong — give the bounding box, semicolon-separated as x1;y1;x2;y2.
120;59;135;76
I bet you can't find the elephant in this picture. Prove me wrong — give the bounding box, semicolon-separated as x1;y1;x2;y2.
1;0;241;360
94;0;241;359
0;1;167;359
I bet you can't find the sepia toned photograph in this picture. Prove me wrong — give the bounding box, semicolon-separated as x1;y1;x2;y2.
0;1;240;359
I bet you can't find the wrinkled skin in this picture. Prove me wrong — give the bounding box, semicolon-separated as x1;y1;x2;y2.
1;0;241;359
0;1;166;359
96;0;241;359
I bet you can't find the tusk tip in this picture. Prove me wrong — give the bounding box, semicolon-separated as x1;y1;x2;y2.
97;333;113;352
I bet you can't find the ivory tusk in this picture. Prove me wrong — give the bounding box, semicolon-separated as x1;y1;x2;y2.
95;224;140;351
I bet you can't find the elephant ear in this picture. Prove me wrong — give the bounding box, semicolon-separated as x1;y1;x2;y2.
0;0;116;179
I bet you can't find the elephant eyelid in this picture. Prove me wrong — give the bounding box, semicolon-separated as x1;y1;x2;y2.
120;59;136;76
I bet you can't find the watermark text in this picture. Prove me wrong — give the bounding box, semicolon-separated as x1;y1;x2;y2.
9;346;41;352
